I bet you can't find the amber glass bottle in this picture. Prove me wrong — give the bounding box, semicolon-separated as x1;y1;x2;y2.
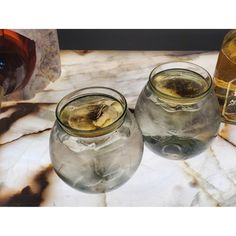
0;29;36;96
213;30;236;123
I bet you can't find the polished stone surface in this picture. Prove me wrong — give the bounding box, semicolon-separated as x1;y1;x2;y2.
1;50;236;206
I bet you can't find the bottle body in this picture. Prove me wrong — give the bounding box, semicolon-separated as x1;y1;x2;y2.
213;30;236;123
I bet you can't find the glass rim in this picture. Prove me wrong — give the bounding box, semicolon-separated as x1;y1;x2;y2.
148;61;213;102
55;86;128;137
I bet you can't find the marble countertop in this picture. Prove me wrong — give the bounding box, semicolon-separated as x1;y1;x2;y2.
1;50;236;207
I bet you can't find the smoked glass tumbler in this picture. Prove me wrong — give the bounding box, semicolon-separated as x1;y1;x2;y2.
135;62;221;160
50;87;143;193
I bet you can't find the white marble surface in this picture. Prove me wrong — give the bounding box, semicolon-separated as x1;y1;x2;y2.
1;50;236;206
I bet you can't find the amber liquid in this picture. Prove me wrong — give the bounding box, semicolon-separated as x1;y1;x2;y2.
214;38;236;112
0;29;36;95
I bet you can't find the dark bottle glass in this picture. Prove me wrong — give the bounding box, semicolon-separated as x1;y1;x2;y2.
0;29;36;96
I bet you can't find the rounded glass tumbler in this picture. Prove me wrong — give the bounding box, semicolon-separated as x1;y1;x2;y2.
135;62;221;160
50;87;143;193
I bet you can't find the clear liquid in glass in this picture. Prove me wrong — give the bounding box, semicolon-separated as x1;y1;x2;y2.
50;90;143;193
135;68;221;160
